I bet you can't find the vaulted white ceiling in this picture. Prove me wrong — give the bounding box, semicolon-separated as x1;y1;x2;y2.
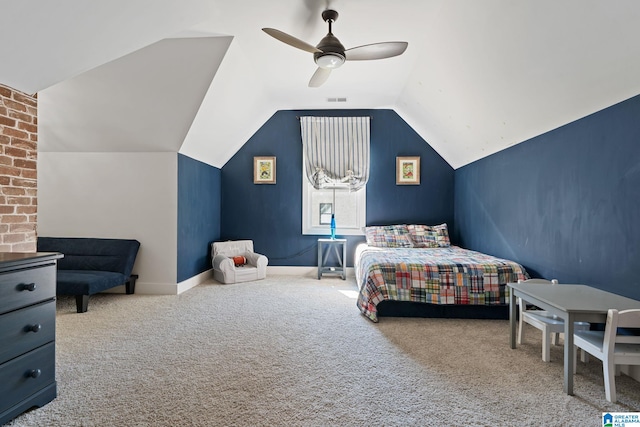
4;0;640;169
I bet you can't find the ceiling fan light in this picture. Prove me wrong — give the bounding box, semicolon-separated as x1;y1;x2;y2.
316;53;345;69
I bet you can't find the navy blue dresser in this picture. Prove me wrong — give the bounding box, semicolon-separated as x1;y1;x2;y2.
0;252;62;425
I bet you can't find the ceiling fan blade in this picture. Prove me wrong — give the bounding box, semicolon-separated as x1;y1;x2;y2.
262;28;322;54
344;42;408;61
309;67;331;87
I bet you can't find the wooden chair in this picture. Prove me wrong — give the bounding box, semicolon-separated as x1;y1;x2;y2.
517;278;590;362
573;309;640;402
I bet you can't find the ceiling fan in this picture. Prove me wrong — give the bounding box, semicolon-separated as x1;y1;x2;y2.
262;9;408;87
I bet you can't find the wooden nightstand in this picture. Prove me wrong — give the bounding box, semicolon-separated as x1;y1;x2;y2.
317;238;346;280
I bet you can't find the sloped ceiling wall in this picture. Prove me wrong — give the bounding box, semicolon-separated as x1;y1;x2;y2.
39;37;232;154
1;0;219;95
395;2;640;167
5;1;640;169
178;38;275;168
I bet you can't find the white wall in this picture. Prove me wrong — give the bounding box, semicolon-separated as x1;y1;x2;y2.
37;152;178;293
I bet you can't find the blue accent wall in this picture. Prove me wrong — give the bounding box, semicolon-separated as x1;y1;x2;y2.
455;94;640;300
221;109;454;266
177;153;221;282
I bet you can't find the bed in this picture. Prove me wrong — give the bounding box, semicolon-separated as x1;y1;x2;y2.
355;224;529;322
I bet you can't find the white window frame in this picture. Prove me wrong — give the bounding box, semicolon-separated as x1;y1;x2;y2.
302;177;366;236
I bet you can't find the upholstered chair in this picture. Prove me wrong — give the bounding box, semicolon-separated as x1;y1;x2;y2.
211;240;268;284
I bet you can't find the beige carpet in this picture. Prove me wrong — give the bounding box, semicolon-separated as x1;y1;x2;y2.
6;275;640;427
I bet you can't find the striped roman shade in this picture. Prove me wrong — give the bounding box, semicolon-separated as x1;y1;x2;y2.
300;116;370;191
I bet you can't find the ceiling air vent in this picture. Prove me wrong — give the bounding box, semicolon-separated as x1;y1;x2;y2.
327;97;347;103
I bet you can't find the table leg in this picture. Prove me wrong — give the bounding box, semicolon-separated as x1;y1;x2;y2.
322;244;332;266
509;288;517;349
341;241;346;280
317;241;322;279
563;313;575;395
332;244;342;267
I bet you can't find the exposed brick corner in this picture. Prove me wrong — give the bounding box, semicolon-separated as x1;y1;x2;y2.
0;84;37;252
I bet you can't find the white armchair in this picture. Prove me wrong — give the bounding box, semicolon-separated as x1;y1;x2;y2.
211;240;268;284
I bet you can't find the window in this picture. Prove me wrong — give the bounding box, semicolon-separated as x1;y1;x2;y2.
302;179;366;235
299;115;369;236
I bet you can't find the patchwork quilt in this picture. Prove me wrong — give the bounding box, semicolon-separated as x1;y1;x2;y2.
355;244;529;322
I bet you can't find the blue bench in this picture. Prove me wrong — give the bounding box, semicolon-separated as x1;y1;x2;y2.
37;237;140;313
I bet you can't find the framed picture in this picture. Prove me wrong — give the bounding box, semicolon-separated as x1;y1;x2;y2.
396;156;420;185
254;156;276;184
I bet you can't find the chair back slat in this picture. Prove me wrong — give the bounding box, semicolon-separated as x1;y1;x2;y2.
612;309;640;345
615;309;640;329
616;336;640;344
604;309;640;350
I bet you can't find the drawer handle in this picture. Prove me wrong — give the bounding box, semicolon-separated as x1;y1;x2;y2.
28;369;42;379
20;282;37;292
27;323;42;333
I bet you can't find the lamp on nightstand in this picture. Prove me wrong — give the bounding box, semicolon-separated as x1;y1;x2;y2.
330;188;336;239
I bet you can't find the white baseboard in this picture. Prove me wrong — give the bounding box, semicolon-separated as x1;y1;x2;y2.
620;365;640;383
267;265;354;278
134;281;180;295
177;269;213;294
112;267;352;296
132;269;213;295
105;282;179;295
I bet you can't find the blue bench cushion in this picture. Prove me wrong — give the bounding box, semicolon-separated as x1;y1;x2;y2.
37;237;140;279
56;270;129;295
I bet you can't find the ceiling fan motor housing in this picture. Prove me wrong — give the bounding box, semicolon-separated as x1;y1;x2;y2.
315;11;346;69
314;34;346;68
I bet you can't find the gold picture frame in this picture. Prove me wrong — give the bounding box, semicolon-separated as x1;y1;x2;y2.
254;156;276;184
396;156;420;185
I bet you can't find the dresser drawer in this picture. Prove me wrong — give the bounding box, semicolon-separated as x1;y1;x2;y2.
0;265;56;314
0;342;56;414
0;300;55;365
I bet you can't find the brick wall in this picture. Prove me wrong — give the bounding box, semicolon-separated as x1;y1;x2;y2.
0;84;38;252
